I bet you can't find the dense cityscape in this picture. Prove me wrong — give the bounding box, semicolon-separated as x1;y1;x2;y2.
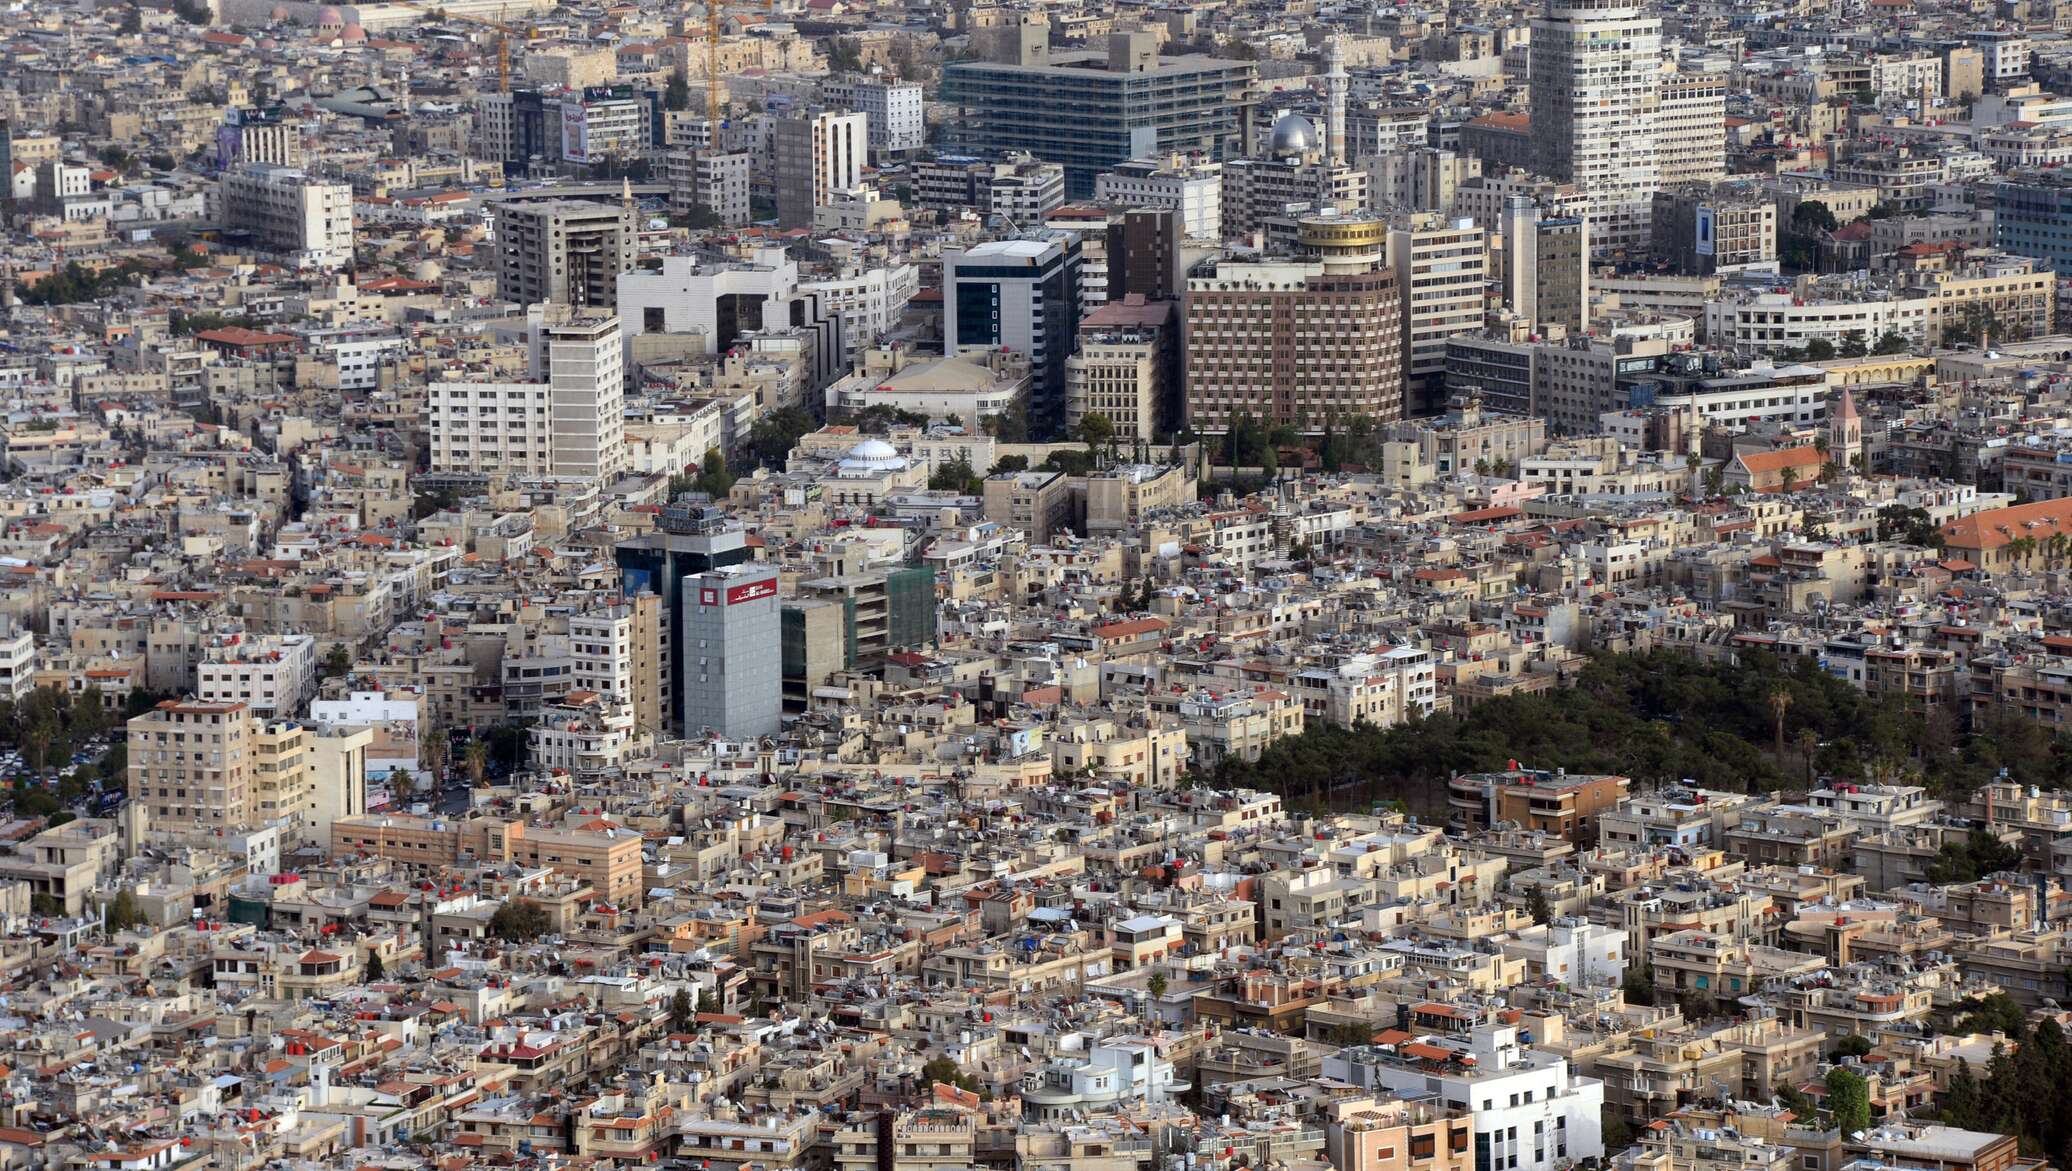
5;2;2072;1171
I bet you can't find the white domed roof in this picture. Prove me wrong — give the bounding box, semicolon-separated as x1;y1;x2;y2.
836;437;908;474
1269;113;1318;156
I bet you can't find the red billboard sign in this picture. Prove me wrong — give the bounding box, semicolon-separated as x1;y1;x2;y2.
723;578;777;606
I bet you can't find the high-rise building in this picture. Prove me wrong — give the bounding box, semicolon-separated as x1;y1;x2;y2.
216;106;304;170
916;153;1067;224
1388;213;1491;417
218;163;355;270
427;310;628;479
1221;115;1368;243
1107;208;1182;302
1066;295;1180;442
1094;156;1223;241
1369;147;1482;214
1496;196;1590;335
1184;212;1406;432
534;313;629;480
127;699;256;836
820;77;926;161
942;27;1255;198
773;110;867;228
945;236;1084;435
1529;0;1663;255
682;563;782;740
251;719;314;843
1657;67;1727;188
614;503;755;733
666;147;753;226
569;596;663;732
494;198;634;310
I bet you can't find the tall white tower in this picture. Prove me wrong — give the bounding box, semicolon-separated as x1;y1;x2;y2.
1529;0;1661;255
1325;36;1349;167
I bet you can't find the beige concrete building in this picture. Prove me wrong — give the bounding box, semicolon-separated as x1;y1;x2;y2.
127;699;256;836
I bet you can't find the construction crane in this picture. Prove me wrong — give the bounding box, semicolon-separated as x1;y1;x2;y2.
395;0;530;93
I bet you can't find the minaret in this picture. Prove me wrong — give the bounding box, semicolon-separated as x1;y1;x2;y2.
1325;36;1348;167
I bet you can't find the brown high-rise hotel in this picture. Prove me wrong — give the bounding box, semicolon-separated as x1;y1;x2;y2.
1183;211;1406;432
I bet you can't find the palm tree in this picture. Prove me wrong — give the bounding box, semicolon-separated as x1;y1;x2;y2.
1704;465;1726;497
1769;687;1792;762
422;731;448;784
1779;466;1800;495
22;722;52;775
464;740;489;787
1795;727;1819;788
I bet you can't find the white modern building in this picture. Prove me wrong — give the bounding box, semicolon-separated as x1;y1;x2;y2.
196;632;320;717
1020;1039;1187;1120
1094;156;1223;240
773;110;867;227
1324;1024;1606;1171
309;689;424;787
822;77;925;160
801;262;918;365
617;248;848;391
1529;0;1662;254
427;311;628;480
569;606;638;705
0;617;35;700
1500;920;1628;986
218;163;355;269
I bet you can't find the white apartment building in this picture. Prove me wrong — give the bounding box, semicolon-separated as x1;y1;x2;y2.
308;689;422;786
1702;290;1933;356
1094;157;1223;240
773;110;866;227
1657;66;1727;187
821;78;925;159
1065;327;1165;443
1324;1024;1606;1171
1530;0;1662;253
665;148;753;226
1289;645;1436;727
1389;214;1490;417
569;607;637;704
427;312;628;480
196;632;320;717
529;697;640;777
218;163;354;269
536;314;628;481
1501;920;1628;986
618;248;846;394
801;262;918;365
1970;32;2030;83
0;617;35;700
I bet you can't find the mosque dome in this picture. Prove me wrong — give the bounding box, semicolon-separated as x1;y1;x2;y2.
1269;113;1317;156
838;437;907;473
